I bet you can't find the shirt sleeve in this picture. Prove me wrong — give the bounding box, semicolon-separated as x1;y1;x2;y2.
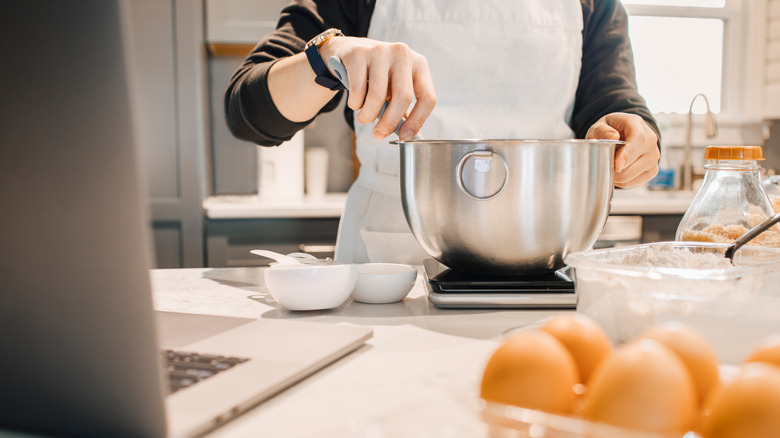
223;0;374;146
572;0;661;146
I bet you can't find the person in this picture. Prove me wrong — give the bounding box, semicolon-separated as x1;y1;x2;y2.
225;0;661;265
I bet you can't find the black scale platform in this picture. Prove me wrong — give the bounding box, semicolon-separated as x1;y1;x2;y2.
423;259;577;309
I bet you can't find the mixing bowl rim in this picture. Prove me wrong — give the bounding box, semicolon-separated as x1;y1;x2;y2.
392;139;626;146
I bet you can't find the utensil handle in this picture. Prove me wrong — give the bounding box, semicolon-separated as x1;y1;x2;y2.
725;211;780;259
327;56;350;89
249;249;301;265
327;56;423;141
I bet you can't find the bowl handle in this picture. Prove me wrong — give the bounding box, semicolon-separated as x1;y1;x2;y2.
456;150;509;200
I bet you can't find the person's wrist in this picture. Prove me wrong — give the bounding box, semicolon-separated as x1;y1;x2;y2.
318;38;337;75
304;29;345;91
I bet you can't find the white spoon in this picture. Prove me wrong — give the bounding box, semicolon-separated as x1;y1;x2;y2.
250;249;310;265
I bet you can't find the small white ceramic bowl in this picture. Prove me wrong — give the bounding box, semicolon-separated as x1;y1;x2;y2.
350;263;417;304
264;264;357;311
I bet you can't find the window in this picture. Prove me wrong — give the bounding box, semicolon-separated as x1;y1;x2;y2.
621;0;754;117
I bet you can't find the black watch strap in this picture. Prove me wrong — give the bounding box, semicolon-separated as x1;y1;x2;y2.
305;44;346;91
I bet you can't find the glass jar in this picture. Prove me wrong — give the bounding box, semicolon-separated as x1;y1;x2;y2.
676;145;779;246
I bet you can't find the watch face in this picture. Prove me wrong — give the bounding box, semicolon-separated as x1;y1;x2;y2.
306;28;343;49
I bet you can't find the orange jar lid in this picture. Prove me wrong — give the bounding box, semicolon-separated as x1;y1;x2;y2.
704;145;764;160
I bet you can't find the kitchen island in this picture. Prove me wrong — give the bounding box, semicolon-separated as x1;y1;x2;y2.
151;267;568;437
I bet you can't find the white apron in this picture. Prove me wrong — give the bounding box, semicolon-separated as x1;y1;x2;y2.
334;0;584;264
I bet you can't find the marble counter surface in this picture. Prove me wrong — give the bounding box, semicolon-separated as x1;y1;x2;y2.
150;267;569;437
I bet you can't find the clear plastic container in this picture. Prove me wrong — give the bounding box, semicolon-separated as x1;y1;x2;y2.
564;242;780;363
480;401;683;438
675;146;779;246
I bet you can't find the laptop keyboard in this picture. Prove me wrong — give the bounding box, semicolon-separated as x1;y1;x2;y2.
161;350;250;394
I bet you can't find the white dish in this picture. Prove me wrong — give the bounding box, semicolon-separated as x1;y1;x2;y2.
264;263;357;311
350;263;417;304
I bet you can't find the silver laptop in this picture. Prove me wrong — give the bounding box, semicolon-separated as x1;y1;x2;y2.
0;2;371;437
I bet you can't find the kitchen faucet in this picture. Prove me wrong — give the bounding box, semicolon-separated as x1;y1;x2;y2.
682;93;718;191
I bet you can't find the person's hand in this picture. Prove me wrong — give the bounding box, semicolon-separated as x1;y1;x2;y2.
319;36;436;141
586;112;660;188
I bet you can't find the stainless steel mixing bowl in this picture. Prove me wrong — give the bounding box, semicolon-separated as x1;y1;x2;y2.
397;139;620;275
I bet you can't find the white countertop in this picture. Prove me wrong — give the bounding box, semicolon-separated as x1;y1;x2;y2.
610;188;695;215
150;267;567;437
203;193;348;219
203;189;694;219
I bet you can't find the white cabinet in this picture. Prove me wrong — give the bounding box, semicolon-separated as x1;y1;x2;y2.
205;0;291;43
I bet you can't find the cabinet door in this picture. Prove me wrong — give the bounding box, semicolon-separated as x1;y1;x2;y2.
127;0;178;200
206;218;340;267
126;0;208;268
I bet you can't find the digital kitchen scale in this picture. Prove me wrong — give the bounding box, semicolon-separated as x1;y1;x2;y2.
423;259;577;309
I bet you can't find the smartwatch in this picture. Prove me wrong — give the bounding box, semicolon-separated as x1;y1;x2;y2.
304;28;346;91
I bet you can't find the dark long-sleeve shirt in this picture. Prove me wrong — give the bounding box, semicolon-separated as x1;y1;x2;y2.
225;0;659;147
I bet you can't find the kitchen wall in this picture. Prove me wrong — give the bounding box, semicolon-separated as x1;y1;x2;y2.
653;114;771;186
205;0;356;196
759;0;780;174
208;55;356;195
763;120;780;173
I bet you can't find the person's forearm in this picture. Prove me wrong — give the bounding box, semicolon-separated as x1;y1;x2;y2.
573;0;659;144
268;52;339;123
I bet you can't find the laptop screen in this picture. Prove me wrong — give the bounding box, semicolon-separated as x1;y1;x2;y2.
1;1;167;436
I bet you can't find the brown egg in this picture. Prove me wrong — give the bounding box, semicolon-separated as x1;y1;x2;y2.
744;333;780;368
540;313;613;384
701;362;780;438
701;377;723;416
638;321;720;405
581;339;697;435
480;330;579;414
